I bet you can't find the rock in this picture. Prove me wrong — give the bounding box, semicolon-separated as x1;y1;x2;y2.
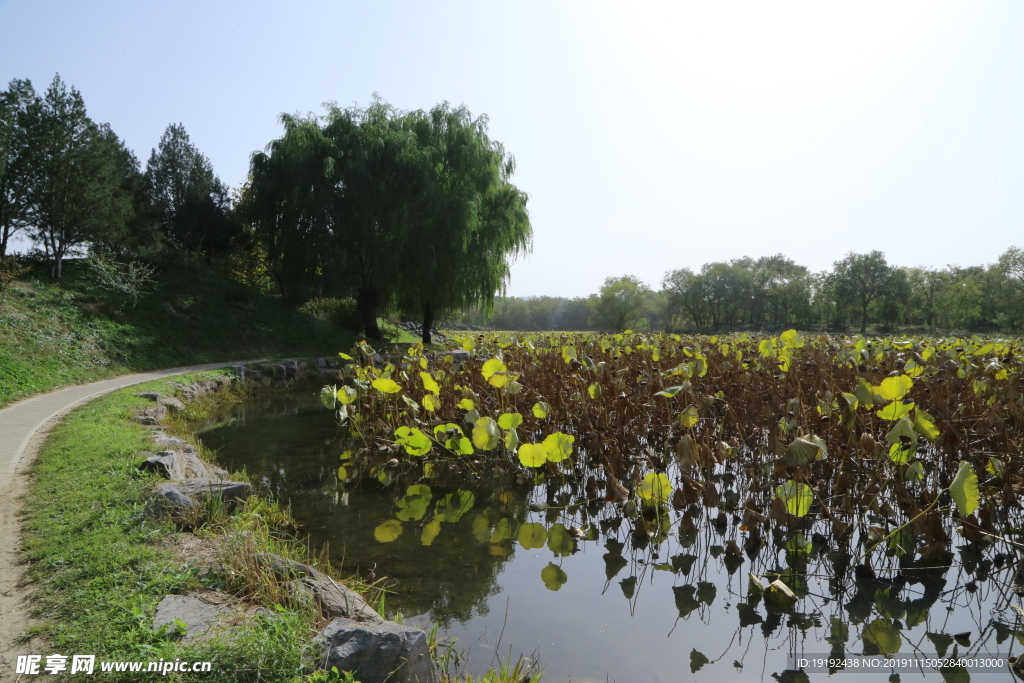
147;479;251;517
135;415;158;426
283;360;298;378
152;594;230;640
229;365;246;381
251;553;382;623
136;404;168;423
140;450;229;481
170;478;250;501
147;486;197;516
159;396;186;412
316;357;327;368
151;433;187;448
194;378;217;395
315;618;437;683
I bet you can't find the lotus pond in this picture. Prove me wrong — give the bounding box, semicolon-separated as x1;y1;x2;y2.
198;332;1024;681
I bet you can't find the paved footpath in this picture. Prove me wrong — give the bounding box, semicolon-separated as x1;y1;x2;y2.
0;361;258;680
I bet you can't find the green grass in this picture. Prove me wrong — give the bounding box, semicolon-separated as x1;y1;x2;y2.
0;258;359;408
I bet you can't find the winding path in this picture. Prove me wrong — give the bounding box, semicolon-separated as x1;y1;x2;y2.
0;361;259;679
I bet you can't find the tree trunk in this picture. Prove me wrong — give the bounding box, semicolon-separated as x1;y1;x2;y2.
421;301;434;345
860;302;868;333
356;286;382;339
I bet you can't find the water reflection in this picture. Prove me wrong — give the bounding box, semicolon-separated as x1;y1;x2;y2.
198;392;1024;682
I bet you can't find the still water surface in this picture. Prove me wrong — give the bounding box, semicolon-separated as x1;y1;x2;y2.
197;392;1022;682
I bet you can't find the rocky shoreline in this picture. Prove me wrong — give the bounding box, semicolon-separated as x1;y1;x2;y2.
132;369;438;683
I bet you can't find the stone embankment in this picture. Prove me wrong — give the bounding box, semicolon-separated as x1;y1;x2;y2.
134;371;438;683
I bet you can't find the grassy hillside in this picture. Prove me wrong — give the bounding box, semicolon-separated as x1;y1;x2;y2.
0;258;360;408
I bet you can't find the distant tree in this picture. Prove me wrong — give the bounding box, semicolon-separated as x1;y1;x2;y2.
557;297;595;331
146;123;237;259
875;266;910;329
0;79;36;257
905;267;946;329
752;254;811;326
23;75;132;278
590;275;650;332
830;251;895;333
994;247;1024;330
662;267;709;329
941;276;984;330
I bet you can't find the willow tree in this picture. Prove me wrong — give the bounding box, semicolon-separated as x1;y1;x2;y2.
245;98;528;341
322;99;427;338
242;113;337;304
397;103;531;344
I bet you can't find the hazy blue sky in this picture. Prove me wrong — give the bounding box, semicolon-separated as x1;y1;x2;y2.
1;1;1021;297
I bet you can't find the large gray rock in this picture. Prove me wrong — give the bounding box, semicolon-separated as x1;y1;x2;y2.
170;378;219;402
137;404;168;423
251;553;382;623
159;396;186;412
147;486;197;517
169;478;250;501
140;450;229;481
315;618;438;683
147;479;251;517
152;594;230;640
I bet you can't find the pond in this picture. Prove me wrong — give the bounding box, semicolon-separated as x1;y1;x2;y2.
197;391;1024;682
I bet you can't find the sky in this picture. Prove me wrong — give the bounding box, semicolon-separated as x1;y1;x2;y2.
1;1;1022;298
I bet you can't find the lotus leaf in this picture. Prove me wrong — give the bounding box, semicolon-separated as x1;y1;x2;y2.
518;443;547;468
517;522;547;549
374;519;402;543
950;460;979;517
371;378;402;394
394;426;431;456
541;562;568;591
542;432;575;462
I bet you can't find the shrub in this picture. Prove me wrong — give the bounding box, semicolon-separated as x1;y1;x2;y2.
85;249;158;309
299;297;362;331
0;256;30;303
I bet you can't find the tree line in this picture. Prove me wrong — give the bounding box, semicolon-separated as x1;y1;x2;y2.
1;76;532;342
463;249;1024;334
0;75;238;279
